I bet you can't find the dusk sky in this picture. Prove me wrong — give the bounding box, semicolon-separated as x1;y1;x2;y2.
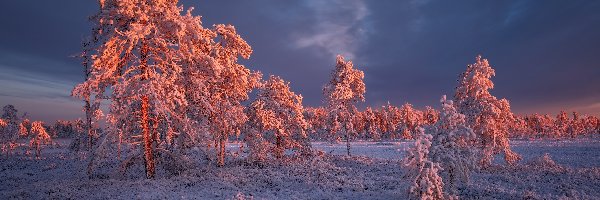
0;0;599;122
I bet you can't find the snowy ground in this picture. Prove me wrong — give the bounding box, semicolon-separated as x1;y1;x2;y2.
1;138;599;199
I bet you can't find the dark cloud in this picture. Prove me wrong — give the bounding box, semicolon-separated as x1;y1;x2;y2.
0;0;599;122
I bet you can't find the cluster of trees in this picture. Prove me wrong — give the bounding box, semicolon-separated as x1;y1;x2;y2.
510;111;599;138
404;55;521;199
304;103;438;142
72;0;428;178
72;0;309;178
0;105;54;158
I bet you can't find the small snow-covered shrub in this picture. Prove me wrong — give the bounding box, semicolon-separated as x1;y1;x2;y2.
526;153;564;172
403;128;451;200
428;95;478;193
230;192;253;200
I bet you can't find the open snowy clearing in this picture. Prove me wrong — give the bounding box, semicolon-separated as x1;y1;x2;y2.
1;138;599;199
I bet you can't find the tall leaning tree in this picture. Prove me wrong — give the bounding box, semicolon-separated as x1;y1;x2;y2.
73;0;197;178
454;55;521;167
323;55;366;156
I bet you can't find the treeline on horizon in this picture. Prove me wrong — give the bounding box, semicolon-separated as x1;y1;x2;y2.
2;102;599;141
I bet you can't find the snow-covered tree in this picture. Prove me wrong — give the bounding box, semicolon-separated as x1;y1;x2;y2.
179;21;261;167
0;119;6;127
508;115;530;138
454;55;521;167
1;105;22;156
428;95;477;193
30;121;52;158
53;120;75;138
303;107;328;140
380;102;402;139
553;111;570;137
423;106;439;126
1;105;19;138
246;75;310;161
363;107;381;140
353;110;367;139
19;119;30;137
403;128;449;200
567;112;584;138
73;0;201;178
582;115;599;134
323;55;366;156
400;103;422;140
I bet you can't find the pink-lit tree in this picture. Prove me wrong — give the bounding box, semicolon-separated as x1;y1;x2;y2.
30;121;52;158
363;107;381;140
179;20;261;167
553;111;570;137
246;75;310;161
454;55;521;167
567;112;584;138
73;0;201;178
381;102;401;139
1;105;21;156
303;107;328;140
399;103;422;140
323;55;366;156
422;106;440;126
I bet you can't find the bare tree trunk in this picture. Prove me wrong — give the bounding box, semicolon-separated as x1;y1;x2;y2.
141;96;155;179
346;131;351;156
81;41;94;151
117;129;122;160
217;135;226;167
35;139;41;158
85;98;93;150
276;133;283;159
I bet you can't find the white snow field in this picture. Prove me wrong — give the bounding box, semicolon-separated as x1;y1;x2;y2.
1;138;599;199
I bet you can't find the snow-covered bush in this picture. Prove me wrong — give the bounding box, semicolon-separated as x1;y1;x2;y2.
428;95;477;193
403;128;450;199
525;153;564;172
